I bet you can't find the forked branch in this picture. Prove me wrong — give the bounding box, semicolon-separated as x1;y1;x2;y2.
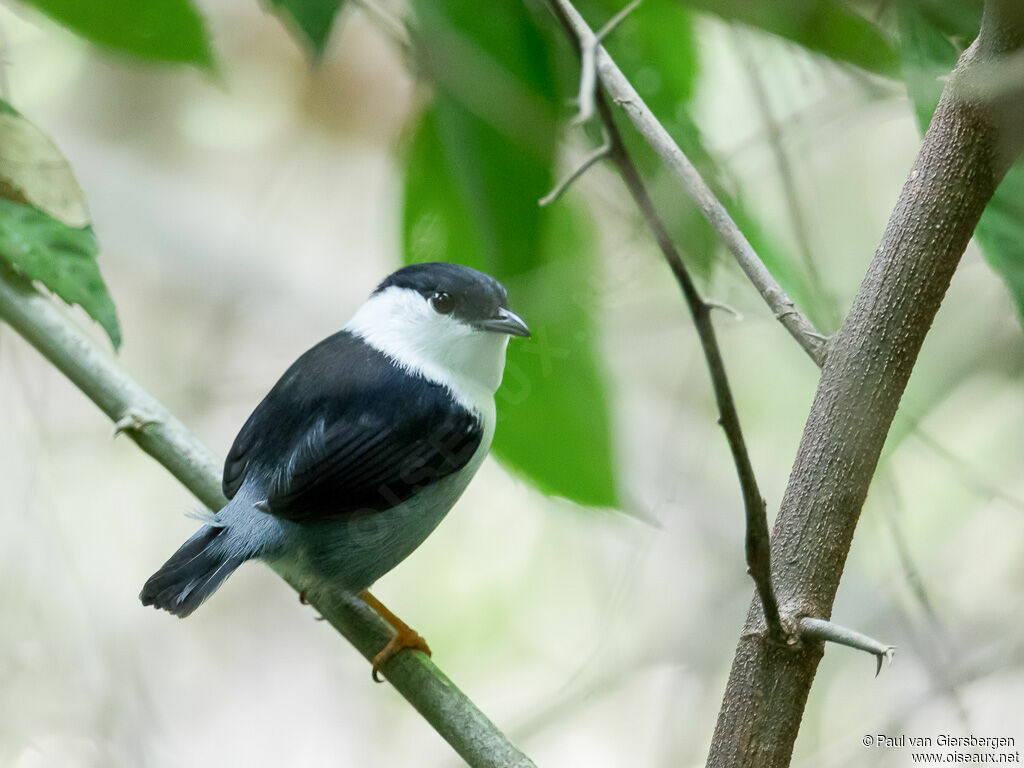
547;0;828;366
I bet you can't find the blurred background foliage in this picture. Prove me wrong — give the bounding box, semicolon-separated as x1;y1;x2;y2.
1;0;1023;766
6;0;1023;506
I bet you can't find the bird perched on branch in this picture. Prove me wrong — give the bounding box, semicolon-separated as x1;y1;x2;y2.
140;262;530;677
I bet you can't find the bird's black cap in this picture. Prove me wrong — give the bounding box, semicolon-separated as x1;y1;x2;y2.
374;262;510;325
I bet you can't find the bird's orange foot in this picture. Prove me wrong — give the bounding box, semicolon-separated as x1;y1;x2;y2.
371;626;432;683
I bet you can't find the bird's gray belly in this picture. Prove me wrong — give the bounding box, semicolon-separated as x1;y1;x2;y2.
266;466;476;594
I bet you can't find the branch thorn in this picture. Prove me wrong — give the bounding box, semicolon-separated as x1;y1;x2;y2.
113;410;159;437
798;617;896;676
704;299;744;321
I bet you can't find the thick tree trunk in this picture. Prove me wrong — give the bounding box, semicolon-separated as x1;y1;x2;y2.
706;4;1024;766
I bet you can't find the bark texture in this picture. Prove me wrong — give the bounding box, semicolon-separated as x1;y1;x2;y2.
707;5;1024;766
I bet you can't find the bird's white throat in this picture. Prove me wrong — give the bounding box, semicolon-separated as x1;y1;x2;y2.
345;286;510;413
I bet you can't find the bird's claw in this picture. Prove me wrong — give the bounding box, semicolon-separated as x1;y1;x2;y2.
297;589;326;620
371;628;432;683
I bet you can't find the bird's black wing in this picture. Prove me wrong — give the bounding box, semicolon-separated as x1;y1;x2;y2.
222;331;482;522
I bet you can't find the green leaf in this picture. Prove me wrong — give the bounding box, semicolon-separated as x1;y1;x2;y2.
0;100;120;348
579;2;707;267
977;170;1024;324
16;0;215;70
584;0;699;107
0;98;89;227
405;115;616;507
0;200;121;348
897;3;1024;329
897;1;961;129
681;0;899;77
265;0;346;58
899;0;982;41
404;0;617;507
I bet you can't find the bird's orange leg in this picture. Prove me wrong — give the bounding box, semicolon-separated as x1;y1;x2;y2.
359;591;431;682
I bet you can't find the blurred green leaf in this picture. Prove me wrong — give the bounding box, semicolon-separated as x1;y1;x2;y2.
585;0;699;107
578;2;712;274
977;172;1024;324
0;200;121;348
897;2;960;127
898;4;1024;328
404;0;617;507
265;0;346;58
0;98;89;227
17;0;215;69
681;0;899;76
898;0;982;41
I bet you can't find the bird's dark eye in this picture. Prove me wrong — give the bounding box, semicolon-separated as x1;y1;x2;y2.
429;291;454;315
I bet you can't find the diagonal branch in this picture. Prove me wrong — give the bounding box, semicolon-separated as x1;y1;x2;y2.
595;92;783;641
572;0;642;124
730;31;839;331
548;0;828;366
543;0;783;641
0;268;536;768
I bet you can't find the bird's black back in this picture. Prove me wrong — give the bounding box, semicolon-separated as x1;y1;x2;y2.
222;330;483;522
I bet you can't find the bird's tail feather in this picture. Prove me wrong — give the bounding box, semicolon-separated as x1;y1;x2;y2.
140;525;247;617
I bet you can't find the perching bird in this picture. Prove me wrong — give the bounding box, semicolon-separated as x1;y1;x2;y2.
140;262;529;676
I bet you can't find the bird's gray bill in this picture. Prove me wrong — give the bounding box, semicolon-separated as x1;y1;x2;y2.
476;307;530;338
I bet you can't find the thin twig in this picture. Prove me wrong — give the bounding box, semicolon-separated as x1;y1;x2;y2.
797;617;895;676
606;101;782;640
596;0;643;41
573;0;641;124
546;0;784;642
879;472;970;722
597;101;783;637
878;474;947;637
352;0;413;56
539;138;612;205
913;428;1024;511
0;269;536;768
730;30;839;330
549;0;828;366
704;299;743;321
0;20;10;102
